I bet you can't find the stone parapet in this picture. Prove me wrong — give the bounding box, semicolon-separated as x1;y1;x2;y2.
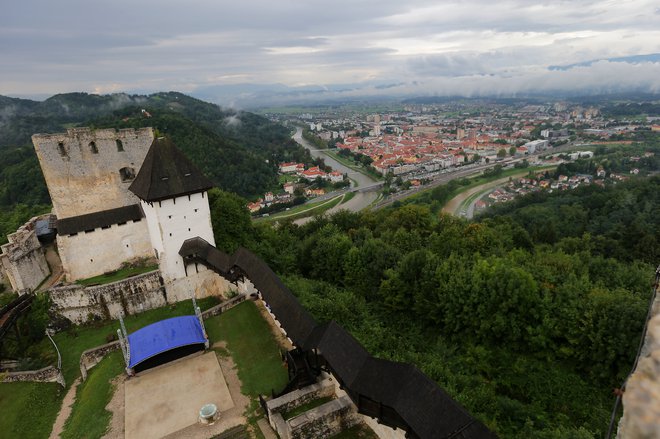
1;365;65;387
80;341;121;381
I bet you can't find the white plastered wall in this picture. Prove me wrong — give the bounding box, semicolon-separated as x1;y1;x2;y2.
57;219;153;281
141;191;215;283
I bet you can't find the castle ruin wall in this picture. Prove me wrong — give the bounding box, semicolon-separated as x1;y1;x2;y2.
0;215;50;293
49;270;166;324
163;265;233;303
32;127;154;219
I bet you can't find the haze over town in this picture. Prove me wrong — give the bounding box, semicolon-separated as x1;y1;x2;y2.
2;0;660;106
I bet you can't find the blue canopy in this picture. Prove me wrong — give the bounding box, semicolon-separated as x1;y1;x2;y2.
127;315;206;368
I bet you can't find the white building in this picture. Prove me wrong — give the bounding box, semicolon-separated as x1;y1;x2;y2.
128;138;216;284
523;139;549;154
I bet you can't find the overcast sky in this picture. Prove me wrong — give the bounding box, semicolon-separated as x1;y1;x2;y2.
2;0;660;103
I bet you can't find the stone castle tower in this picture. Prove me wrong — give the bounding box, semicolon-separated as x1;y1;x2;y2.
128;137;216;284
32;127;156;280
18;127;229;301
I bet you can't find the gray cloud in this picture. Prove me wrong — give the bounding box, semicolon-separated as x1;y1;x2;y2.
1;0;659;102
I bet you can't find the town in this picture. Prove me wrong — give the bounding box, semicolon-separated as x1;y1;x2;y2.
251;99;659;216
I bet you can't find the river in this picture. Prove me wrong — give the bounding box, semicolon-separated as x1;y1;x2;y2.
292;128;379;218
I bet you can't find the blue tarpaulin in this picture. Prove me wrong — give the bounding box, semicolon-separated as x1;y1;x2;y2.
127;315;206;368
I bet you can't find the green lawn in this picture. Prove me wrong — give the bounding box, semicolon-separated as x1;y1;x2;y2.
283;396;334;419
76;265;159;286
332;424;379;439
255;194;345;224
0;297;219;439
0;382;63;439
324;150;383;181
0;298;287;439
341;191;356;204
53;297;219;385
61;352;124;439
206;300;288;396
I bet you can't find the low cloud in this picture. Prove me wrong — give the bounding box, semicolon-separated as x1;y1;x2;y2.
1;1;659;101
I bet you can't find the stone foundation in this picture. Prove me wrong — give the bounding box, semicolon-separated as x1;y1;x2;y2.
266;378;359;439
164;268;232;304
266;377;335;420
49;270;166;324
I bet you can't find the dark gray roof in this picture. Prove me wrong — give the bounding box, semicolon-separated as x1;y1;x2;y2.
179;237;496;439
314;322;370;387
57;204;143;235
129;137;213;202
35;219;54;236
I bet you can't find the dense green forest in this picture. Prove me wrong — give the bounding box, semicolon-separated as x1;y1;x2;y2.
207;175;659;438
0;92;318;243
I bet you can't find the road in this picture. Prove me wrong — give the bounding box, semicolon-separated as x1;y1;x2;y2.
292;128;380;216
291;129;582;218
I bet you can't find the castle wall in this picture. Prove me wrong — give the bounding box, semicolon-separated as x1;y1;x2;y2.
617;285;660;438
57;219;153;281
141;191;216;283
49;270;166;324
164;266;232;304
0;216;50;293
32;127;154;219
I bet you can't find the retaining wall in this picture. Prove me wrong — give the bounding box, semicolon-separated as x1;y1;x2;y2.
79;341;121;381
49;270;166;324
1;366;65;387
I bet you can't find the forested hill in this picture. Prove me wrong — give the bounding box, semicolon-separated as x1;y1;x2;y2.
0;92;315;202
208;174;659;438
0;91;315;244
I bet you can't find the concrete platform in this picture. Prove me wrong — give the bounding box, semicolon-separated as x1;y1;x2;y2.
124;351;235;439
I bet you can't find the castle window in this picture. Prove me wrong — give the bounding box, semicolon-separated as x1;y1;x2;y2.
89;141;98;154
119;167;136;182
116;139;124;152
57;142;67;157
194;209;198;213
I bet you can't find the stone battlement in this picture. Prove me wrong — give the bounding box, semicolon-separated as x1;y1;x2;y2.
0;215;50;293
32;127;155;218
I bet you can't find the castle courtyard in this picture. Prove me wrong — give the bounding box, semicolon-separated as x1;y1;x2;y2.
124;351;239;439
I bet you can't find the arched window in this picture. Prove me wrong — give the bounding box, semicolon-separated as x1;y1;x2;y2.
116;139;124;152
119;167;136;182
58;141;67;156
90;141;98;154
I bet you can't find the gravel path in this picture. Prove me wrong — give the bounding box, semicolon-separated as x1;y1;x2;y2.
48;378;80;439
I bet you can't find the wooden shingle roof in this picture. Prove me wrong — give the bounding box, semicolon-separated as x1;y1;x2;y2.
129;137;213;202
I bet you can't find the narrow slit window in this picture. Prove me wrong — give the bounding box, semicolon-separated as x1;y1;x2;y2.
90;141;98;154
119;167;136;182
57;142;67;156
116;139;124;152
